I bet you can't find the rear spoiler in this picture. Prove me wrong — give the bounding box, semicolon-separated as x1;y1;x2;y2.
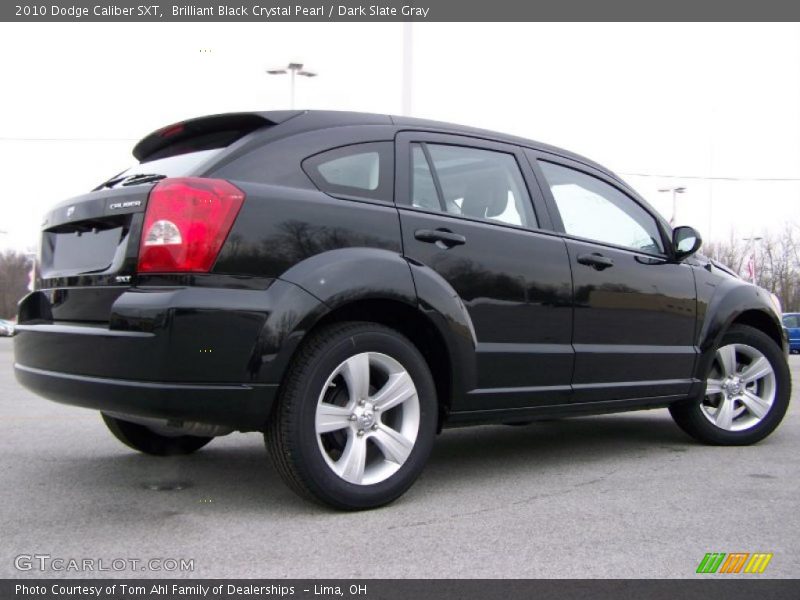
132;111;302;162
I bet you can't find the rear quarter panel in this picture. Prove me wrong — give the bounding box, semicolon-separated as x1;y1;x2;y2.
209;126;479;402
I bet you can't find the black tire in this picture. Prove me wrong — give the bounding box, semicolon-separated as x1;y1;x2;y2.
266;321;438;510
101;413;213;456
669;324;791;445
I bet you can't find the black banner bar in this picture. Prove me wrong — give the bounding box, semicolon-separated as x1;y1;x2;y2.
4;580;800;600
4;0;800;22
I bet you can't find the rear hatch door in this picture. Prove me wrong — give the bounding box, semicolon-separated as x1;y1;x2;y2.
35;112;296;322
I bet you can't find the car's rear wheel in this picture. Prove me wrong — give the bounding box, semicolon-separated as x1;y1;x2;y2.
266;322;437;510
669;324;791;445
101;413;213;456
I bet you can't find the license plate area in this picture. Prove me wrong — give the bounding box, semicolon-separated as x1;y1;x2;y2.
42;225;124;277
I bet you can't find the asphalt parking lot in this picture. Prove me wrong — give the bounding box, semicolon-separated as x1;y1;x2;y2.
1;336;798;579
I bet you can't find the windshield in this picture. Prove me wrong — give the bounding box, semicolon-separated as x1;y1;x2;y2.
96;149;222;189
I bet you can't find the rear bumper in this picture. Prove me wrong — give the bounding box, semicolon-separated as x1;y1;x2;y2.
14;363;276;430
13;279;325;429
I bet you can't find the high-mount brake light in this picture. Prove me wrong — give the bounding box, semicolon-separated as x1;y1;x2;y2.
158;123;185;138
137;178;244;273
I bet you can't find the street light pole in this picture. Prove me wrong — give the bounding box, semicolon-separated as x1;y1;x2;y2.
658;186;686;227
266;62;318;109
402;22;414;116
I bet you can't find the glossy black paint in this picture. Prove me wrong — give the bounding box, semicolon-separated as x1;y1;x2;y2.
394;132;573;412
16;280;322;384
13;110;788;430
213;183;401;278
14;278;320;429
15;363;275;431
692;262;787;382
565;239;698;400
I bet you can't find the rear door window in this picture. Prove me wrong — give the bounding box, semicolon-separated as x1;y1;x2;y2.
411;143;537;228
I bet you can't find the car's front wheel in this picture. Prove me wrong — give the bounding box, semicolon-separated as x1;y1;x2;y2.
266;322;437;510
669;324;791;445
101;413;213;456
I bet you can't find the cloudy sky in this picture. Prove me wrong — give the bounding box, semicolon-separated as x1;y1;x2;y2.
1;22;799;251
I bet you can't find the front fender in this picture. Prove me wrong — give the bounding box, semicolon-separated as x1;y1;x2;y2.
694;270;783;381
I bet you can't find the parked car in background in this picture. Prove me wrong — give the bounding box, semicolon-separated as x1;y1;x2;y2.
783;313;800;353
0;320;14;337
12;110;793;509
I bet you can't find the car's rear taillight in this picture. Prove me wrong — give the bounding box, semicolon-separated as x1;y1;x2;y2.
137;178;244;273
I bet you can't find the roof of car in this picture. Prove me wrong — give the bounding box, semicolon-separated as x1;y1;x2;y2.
133;109;624;186
259;109;617;180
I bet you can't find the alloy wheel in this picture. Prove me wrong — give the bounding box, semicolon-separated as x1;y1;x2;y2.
315;352;420;485
701;343;776;432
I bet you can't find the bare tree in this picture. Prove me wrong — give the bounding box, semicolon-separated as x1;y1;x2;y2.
703;231;749;274
0;250;32;320
704;227;800;312
760;225;800;312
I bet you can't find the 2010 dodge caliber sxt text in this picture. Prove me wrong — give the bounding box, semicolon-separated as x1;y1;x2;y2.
14;111;792;509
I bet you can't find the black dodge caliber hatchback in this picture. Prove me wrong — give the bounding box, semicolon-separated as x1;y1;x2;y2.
15;111;791;509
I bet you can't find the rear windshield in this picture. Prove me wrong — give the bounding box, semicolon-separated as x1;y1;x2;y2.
95;149;222;190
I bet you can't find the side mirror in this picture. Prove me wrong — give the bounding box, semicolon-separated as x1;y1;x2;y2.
672;225;702;260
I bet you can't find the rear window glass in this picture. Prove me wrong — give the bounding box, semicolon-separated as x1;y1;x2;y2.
95;149;222;190
784;315;799;328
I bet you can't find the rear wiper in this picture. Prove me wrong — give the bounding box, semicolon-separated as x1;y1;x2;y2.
120;173;167;186
93;173;167;190
93;171;128;191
